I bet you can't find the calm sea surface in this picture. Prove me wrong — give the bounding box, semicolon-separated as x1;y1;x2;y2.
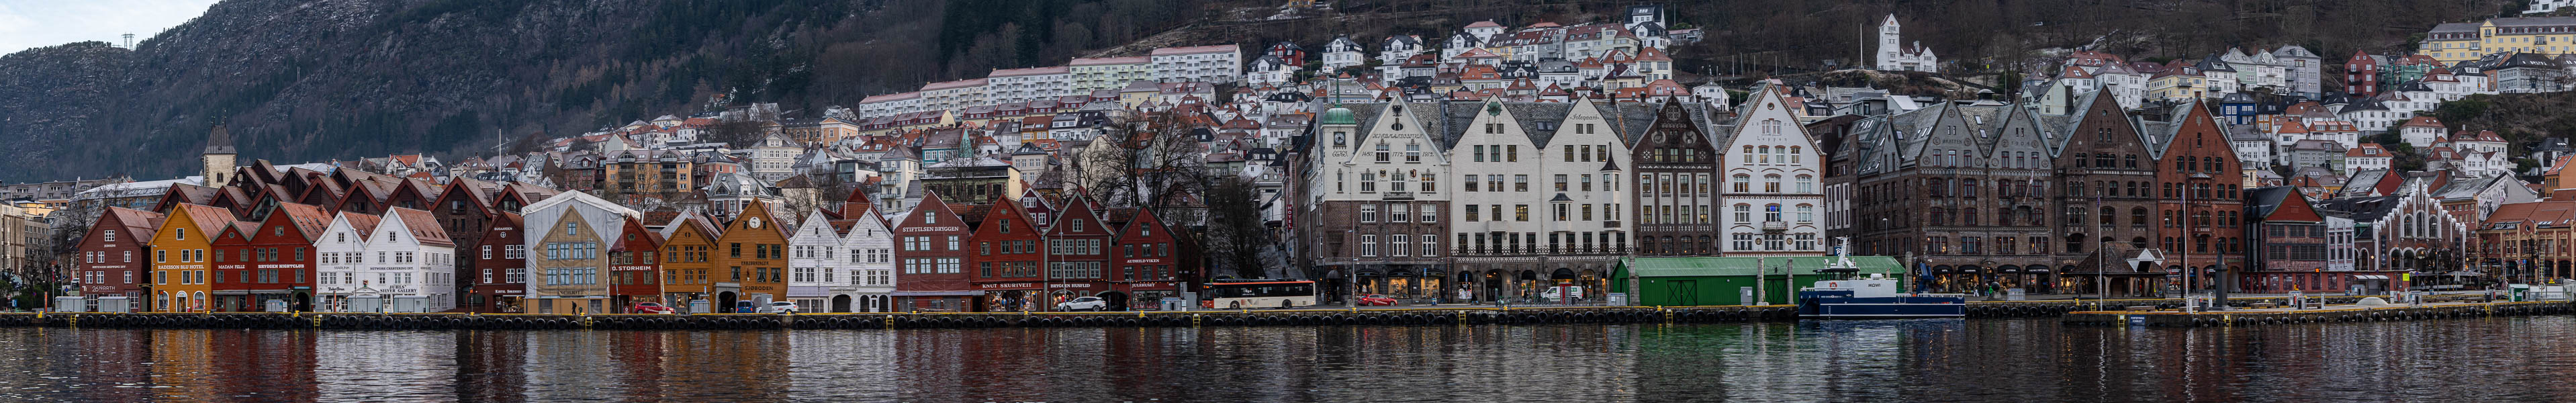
0;316;2567;402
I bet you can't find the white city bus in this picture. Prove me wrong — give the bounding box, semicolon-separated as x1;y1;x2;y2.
1200;280;1318;309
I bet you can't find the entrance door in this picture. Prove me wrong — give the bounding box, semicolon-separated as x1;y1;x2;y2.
833;295;853;312
1667;280;1698;306
1099;292;1129;311
716;292;739;313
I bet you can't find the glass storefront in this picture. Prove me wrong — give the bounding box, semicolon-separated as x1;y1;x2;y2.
1128;291;1174;310
984;290;1038;312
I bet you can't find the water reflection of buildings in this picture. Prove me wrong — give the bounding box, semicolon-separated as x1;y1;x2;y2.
456;330;531;401
149;330;216;398
898;328;1025;400
786;331;898;400
522;332;620;400
214;330;320;400
316;331;448;400
651;332;791;400
73;329;156;402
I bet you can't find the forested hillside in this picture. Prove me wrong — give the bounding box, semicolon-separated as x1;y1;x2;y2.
0;0;2525;182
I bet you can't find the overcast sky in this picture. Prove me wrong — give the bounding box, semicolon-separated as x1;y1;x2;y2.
0;0;220;54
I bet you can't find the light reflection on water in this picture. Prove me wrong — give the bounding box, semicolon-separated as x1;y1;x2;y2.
0;317;2567;401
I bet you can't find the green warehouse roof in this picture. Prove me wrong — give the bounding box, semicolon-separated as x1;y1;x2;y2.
1618;256;1906;277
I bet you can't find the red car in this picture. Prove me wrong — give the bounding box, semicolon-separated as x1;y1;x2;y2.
1357;295;1399;306
629;302;677;314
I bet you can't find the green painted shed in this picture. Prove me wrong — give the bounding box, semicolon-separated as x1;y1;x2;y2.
1610;256;1907;306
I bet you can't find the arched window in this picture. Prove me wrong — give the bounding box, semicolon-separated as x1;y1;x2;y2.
1964;208;1980;226
2133;208;2150;228
1732;175;1751;192
1765;204;1784;222
1788;146;1802;163
1796;175;1814;193
1930;208;1947;226
1734;204;1753;224
1763;175;1782;193
2101;207;2117;226
1962;179;1979;198
1798;204;1815;223
1757;146;1772;163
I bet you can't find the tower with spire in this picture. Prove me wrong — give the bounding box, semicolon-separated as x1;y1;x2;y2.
201;124;238;187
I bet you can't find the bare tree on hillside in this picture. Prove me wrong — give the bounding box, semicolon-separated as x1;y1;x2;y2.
1065;111;1214;226
1201;176;1275;279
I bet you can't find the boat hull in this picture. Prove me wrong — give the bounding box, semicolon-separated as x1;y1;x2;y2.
1797;294;1967;319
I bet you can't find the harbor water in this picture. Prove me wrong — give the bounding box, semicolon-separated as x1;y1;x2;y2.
0;316;2568;402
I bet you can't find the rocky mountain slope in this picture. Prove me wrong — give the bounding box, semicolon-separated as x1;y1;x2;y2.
0;0;2522;182
0;0;1209;182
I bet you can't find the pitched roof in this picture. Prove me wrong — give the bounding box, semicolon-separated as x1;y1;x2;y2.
387;207;455;247
273;202;334;242
337;210;385;240
170;204;236;238
102;207;166;239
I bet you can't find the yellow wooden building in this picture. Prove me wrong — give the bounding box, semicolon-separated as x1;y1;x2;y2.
710;199;792;310
152;204;235;312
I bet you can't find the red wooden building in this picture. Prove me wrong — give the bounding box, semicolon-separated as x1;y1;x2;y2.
77;207;164;299
206;215;259;311
609;216;666;312
1042;194;1113;310
471;212;527;312
892;192;977;312
1109;208;1190;311
228;202;331;311
968;197;1044;311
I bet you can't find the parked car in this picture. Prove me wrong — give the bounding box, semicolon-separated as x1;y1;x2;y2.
1057;296;1109;312
764;301;800;314
1540;285;1585;302
1357;294;1399;306
629;302;676;314
733;301;756;313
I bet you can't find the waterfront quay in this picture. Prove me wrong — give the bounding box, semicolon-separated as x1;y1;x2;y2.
2065;299;2574;327
6;294;2555;330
